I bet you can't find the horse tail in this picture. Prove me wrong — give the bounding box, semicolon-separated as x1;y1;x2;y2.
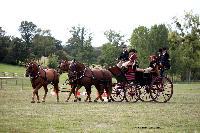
102;70;112;96
52;70;60;93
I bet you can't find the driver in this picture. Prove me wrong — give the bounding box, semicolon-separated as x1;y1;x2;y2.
117;45;129;68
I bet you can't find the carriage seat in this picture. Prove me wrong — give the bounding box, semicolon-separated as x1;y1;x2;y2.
125;66;152;85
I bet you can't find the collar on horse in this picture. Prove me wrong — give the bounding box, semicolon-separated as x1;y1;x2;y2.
69;67;87;82
29;65;47;80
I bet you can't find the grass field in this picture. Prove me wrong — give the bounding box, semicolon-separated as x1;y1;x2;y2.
0;64;200;132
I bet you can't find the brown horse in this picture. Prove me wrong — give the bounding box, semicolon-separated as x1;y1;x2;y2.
25;61;60;103
58;60;112;102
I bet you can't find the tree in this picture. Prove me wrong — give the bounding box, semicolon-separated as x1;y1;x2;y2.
172;11;200;81
98;43;120;66
32;29;63;60
10;37;27;64
0;27;12;62
18;21;37;58
104;29;125;46
48;54;59;69
97;30;126;66
65;25;94;64
19;21;37;44
149;24;169;54
130;26;150;67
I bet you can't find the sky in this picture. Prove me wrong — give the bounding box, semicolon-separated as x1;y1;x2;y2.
1;0;200;47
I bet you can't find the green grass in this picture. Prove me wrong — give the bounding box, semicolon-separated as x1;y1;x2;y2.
0;63;200;132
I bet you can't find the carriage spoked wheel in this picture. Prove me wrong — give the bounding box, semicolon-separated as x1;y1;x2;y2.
138;85;154;102
150;76;173;103
110;83;126;102
125;84;139;103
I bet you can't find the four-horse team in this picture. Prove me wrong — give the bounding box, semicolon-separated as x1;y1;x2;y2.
25;46;173;103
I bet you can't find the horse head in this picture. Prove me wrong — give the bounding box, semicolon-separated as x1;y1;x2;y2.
25;61;39;78
57;60;70;74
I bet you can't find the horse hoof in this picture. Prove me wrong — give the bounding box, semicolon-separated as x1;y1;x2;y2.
108;99;112;102
89;100;92;102
65;100;68;102
31;101;35;103
74;99;77;102
42;100;45;102
37;101;40;103
78;97;81;101
94;100;97;102
101;99;104;102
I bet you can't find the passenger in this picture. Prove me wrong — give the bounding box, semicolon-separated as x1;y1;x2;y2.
157;48;163;63
144;55;159;76
121;52;144;73
117;45;129;68
159;47;170;77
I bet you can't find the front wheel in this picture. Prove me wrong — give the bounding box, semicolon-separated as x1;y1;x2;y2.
110;83;125;102
125;84;139;102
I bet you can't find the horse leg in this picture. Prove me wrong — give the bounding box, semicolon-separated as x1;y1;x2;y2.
35;91;40;103
99;91;104;102
42;85;48;102
104;80;112;102
94;85;104;102
54;83;59;102
76;85;82;101
105;88;111;102
65;84;76;102
31;89;36;103
94;91;99;102
85;86;92;102
31;84;42;103
74;87;82;102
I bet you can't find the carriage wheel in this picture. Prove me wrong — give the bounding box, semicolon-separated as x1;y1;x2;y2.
150;77;173;103
138;85;153;102
110;83;125;102
125;84;139;102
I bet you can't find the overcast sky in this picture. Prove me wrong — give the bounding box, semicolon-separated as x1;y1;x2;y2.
1;0;199;47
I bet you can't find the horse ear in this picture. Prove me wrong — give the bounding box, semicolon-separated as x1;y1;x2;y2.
72;59;76;62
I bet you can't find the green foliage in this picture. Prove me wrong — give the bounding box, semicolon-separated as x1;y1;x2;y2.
98;43;120;66
47;54;58;69
171;11;200;81
104;29;125;46
18;21;37;44
65;25;95;64
149;24;169;53
98;30;125;66
130;26;150;67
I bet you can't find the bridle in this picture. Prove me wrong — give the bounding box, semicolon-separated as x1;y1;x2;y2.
26;63;40;79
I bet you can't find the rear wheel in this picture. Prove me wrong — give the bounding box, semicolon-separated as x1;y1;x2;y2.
150;77;173;103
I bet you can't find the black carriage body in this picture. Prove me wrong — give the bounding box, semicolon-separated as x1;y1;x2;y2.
108;66;152;86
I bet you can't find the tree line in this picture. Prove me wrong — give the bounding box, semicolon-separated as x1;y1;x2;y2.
0;11;200;81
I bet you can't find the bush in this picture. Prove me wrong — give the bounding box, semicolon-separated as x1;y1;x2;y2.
47;54;58;69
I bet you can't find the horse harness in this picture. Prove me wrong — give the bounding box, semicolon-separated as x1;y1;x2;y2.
68;61;109;85
27;63;56;84
68;62;89;83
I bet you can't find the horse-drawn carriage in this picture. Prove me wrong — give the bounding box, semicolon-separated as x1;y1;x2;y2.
108;65;173;103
